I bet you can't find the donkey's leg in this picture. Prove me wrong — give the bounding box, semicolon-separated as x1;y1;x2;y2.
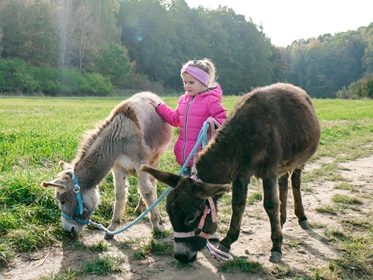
136;169;162;231
135;169;160;214
278;173;289;228
218;177;249;252
105;166;130;239
263;174;283;263
291;169;309;229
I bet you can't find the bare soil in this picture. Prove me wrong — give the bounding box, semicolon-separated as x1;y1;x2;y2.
1;154;373;280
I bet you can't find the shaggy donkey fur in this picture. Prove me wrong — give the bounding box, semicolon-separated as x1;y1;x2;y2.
142;83;321;263
41;92;172;237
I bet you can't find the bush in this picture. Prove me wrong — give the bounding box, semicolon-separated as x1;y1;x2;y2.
77;72;113;95
336;74;373;99
121;72;164;93
31;67;60;94
0;58;37;93
57;69;79;94
0;58;114;96
56;69;113;96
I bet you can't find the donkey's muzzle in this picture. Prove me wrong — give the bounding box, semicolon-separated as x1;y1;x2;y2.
174;252;197;263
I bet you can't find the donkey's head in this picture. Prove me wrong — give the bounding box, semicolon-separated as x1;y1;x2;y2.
141;164;230;263
41;161;100;233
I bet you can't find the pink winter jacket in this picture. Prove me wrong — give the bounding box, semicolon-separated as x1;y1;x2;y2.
157;85;227;166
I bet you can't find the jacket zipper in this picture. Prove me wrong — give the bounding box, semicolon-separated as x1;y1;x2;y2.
182;96;195;163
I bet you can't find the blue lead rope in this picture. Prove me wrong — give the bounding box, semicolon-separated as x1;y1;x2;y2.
90;121;212;236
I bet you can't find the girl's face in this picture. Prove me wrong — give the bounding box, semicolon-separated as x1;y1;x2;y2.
181;73;206;96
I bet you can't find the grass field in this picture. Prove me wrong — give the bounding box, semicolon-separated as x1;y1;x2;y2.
1;95;373;279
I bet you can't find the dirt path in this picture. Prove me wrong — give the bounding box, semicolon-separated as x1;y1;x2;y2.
2;154;373;280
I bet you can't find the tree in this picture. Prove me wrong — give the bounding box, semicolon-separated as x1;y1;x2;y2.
119;0;178;87
0;0;58;67
118;0;284;94
56;0;121;71
361;23;373;73
284;30;366;98
94;43;131;87
0;26;3;55
73;1;98;72
56;0;74;69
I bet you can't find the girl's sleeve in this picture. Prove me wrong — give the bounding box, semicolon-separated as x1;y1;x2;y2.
208;96;227;125
156;102;180;127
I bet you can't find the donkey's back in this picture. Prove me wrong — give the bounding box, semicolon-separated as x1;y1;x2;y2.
107;92;171;164
209;83;320;180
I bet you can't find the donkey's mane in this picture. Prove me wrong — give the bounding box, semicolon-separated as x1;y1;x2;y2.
72;118;111;165
73;102;138;165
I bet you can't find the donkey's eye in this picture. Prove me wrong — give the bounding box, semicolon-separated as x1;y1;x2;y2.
60;201;66;205
185;216;197;225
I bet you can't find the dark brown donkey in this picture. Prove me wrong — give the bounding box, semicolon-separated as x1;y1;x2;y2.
141;83;321;263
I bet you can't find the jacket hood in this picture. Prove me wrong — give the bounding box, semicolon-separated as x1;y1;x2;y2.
186;84;223;102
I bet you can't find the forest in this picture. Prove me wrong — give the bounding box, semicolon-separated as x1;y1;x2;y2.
0;0;372;98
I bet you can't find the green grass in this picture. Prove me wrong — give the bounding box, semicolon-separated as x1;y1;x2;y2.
39;269;78;280
322;227;373;279
333;182;359;192
219;258;264;274
118;237;174;260
341;218;373;230
1;96;373;278
311;99;373;160
287;239;303;248
137;239;174;257
85;240;109;252
81;255;124;276
247;191;262;205
332;194;363;205
315;205;339;215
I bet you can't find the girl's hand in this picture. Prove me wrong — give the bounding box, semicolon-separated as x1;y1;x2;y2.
149;99;161;109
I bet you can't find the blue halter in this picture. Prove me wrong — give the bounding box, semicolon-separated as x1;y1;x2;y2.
61;174;94;225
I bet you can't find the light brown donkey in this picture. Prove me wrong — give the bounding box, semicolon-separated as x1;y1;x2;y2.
41;92;172;239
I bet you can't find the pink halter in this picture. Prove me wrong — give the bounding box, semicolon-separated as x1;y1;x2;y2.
173;197;217;239
173;175;233;261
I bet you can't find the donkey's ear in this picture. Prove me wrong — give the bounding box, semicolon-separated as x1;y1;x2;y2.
41;181;67;192
193;183;231;199
59;160;72;170
141;164;182;188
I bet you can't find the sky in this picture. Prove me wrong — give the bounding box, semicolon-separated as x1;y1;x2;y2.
184;0;373;47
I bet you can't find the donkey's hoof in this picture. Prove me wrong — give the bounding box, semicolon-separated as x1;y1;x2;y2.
153;224;165;232
104;233;114;240
269;251;282;263
299;220;310;229
217;243;230;253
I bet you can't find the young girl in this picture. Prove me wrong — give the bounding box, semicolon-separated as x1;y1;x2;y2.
154;58;227;176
